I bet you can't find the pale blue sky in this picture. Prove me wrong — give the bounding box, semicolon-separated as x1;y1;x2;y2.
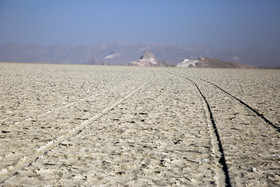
0;0;280;48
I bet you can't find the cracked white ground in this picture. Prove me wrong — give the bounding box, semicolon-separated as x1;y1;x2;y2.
0;63;279;186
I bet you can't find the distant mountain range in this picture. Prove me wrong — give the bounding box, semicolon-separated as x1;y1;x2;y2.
0;43;280;67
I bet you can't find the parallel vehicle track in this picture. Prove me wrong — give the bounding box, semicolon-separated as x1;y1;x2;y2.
199;78;280;132
2;70;221;186
171;73;231;187
1;64;279;186
37;79;136;119
2;77;142;170
0;73;155;184
171;71;280;186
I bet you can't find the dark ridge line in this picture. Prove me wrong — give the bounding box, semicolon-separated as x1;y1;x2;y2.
200;78;280;132
171;73;231;187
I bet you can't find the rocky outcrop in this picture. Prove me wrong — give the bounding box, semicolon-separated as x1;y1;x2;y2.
176;59;199;67
128;52;169;67
177;57;257;69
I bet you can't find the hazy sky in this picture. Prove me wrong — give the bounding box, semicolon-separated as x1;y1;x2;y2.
0;0;280;48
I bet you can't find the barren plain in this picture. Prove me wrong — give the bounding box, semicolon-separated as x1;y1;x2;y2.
0;63;279;186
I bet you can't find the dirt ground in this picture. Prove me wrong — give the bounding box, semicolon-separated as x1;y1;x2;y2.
0;63;279;186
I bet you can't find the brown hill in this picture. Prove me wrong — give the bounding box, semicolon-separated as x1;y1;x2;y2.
177;57;258;69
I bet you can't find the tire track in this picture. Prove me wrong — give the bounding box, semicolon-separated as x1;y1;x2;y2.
1;66;136;127
199;78;280;132
0;72;155;184
4;71;218;186
0;79;137;167
29;79;135;119
171;73;231;187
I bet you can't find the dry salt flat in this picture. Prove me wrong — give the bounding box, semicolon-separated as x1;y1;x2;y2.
181;68;280;126
0;63;279;186
172;68;280;186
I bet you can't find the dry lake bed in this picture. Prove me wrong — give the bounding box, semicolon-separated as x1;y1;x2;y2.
0;63;280;186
